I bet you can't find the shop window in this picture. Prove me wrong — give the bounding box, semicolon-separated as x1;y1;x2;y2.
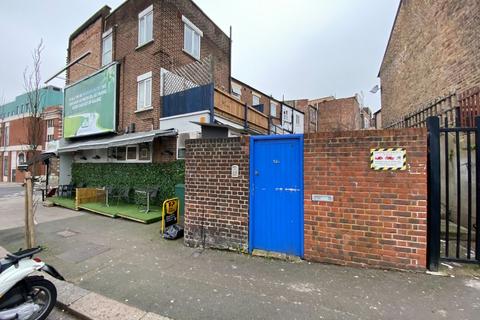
138;5;153;46
127;145;138;160
183;16;202;60
116;147;126;161
3;156;8;177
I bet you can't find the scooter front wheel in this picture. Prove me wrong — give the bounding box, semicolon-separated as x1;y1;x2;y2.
26;277;57;320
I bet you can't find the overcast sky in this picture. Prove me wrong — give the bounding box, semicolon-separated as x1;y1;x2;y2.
0;0;399;111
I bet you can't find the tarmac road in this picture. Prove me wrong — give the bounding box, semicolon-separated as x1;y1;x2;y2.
0;183;24;199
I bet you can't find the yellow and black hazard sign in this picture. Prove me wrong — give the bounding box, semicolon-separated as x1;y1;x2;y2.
370;148;407;171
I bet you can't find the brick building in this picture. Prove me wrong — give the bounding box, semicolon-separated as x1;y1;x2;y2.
379;0;480;128
372;109;382;129
58;0;238;184
231;78;306;134
284;99;317;134
287;95;373;132
0;86;63;183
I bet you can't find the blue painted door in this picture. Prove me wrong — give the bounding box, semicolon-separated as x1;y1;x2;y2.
250;135;303;257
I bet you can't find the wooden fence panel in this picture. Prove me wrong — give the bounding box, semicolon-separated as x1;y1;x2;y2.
76;188;105;208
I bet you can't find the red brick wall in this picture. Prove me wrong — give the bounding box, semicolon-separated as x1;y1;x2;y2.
67;17;103;84
379;0;480;127
315;97;362;132
0;109;62;182
184;137;249;251
152;136;177;163
68;0;231;134
304;128;428;270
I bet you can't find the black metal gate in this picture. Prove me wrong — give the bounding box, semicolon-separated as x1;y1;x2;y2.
427;116;480;270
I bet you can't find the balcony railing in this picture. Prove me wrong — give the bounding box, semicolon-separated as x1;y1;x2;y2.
214;89;269;133
161;83;269;133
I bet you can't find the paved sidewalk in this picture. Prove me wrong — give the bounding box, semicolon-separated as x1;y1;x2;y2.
51;277;170;320
0;195;83;231
1;245;170;320
1;209;479;320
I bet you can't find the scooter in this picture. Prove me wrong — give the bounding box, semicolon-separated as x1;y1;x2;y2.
0;247;64;320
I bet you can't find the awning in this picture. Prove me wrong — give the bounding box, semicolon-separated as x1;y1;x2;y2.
57;129;178;153
26;152;56;166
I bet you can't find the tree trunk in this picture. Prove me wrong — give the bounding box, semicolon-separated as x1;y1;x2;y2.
25;173;35;248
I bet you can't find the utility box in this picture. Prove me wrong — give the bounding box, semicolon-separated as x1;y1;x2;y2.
175;184;185;216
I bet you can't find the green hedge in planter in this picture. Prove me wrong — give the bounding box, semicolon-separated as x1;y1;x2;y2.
72;161;185;203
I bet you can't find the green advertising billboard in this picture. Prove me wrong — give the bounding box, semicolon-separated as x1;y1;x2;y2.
63;63;118;138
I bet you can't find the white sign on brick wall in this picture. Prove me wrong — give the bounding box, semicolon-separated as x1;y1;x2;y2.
231;165;239;178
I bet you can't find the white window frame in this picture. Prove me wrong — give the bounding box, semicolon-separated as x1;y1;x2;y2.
137;72;153;111
108;143;152;163
270;101;277;117
138;5;153;47
231;83;242;99
102;28;113;66
252;93;261;106
182;16;203;60
3;123;9;147
126;145;138;160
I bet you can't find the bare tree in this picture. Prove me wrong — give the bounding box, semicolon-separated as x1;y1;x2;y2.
23;39;44;179
22;39;45;248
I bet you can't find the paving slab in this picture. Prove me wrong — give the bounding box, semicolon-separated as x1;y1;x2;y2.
51;278;90;306
140;312;172;320
48;308;80;320
69;292;147;320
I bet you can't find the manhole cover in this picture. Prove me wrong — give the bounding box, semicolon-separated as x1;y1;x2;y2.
57;242;110;263
57;230;78;238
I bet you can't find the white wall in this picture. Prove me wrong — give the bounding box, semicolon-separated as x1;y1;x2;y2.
281;104;293;133
59;153;73;185
293;110;304;134
159;110;210;134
